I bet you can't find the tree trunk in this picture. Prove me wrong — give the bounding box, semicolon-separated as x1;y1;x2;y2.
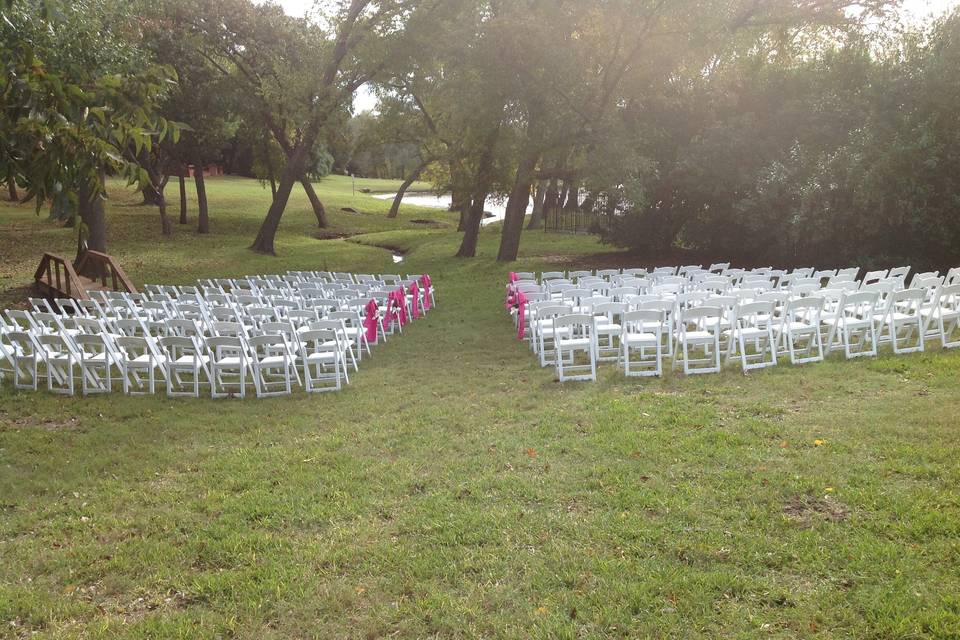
156;179;172;236
556;182;570;219
140;184;161;206
449;188;466;212
7;176;17;202
251;146;307;255
456;195;486;258
387;158;430;219
497;152;538;262
525;180;547;230
301;178;328;227
178;172;188;224
195;157;209;234
564;182;580;211
264;139;278;200
455;128;499;258
77;171;107;257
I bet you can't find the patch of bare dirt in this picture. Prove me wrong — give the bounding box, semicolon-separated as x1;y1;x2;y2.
783;494;849;525
314;231;354;240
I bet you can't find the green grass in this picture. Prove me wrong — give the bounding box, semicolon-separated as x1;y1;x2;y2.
1;176;959;639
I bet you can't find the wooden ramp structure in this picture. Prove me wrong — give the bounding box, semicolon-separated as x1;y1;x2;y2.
34;250;137;301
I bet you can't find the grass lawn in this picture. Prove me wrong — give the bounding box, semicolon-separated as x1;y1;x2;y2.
1;175;959;639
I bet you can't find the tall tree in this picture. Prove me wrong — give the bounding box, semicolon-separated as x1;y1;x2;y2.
177;0;421;254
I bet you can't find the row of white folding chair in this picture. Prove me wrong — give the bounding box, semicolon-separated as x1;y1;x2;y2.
519;285;957;381
0;319;347;397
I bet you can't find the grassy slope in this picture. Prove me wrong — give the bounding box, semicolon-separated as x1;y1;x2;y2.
1;176;959;639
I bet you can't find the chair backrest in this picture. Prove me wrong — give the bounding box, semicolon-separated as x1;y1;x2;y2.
679;305;723;331
159;335;202;356
114;335;152;357
165;318;203;337
784;296;824;322
735;301;775;325
623;309;665;332
838;291;878;318
889;288;925;316
212;321;246;338
552;313;594;333
74;333;111;353
592;302;626;322
247;334;290;358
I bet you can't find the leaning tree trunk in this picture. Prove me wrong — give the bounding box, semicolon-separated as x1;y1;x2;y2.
455;132;498;258
194;157;209;234
497;152;538;262
387;158;430;219
7;176;17;202
178;172;188;224
250;145;308;255
525;180;547;230
301;178;328;228
76;171;107;257
456;195;487;258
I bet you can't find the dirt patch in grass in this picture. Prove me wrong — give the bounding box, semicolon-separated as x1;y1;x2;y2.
314;231;354;240
783;494;850;525
409;219;447;228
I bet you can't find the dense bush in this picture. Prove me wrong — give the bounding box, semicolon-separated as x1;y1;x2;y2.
603;11;960;272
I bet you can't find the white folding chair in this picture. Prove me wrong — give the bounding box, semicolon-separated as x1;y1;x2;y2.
159;336;211;398
825;291;878;359
877;288;925;354
779;298;825;364
725;301;778;371
74;333;117;395
677;306;723;375
297;329;342;392
206;336;252;399
921;283;960;349
592;302;625;362
620;309;664;377
114;336;164;395
248;334;295;397
554;314;597;382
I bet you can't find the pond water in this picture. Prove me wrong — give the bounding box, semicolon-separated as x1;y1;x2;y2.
372;192;532;225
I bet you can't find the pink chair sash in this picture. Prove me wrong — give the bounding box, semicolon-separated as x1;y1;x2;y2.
363;299;379;343
409;281;421;320
420;274;432;311
516;292;528;340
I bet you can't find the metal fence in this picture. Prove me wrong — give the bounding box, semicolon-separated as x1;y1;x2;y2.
543;193;616;234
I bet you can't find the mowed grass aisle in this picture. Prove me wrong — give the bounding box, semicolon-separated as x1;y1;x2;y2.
1;177;959;639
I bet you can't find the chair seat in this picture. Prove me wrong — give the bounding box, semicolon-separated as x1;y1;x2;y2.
921;307;958;319
557;337;592;348
683;330;716;341
214;356;245;367
784;321;816;332
724;327;768;339
595;322;621;333
257;355;289;367
840;318;873;329
299;352;337;364
624;332;658;344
